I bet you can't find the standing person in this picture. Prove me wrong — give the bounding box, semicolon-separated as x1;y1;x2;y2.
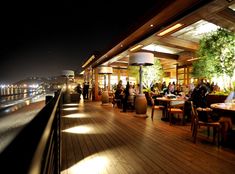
84;82;89;99
76;84;82;99
82;82;86;99
162;81;167;94
122;78;130;112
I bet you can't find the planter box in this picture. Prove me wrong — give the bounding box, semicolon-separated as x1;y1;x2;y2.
206;94;228;107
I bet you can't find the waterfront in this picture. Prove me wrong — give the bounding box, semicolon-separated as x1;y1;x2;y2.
0;88;55;153
0;100;45;153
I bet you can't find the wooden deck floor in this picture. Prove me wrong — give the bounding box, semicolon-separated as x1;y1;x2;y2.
61;101;235;174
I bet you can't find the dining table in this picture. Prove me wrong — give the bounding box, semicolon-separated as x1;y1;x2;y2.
210;103;235;112
156;96;186;121
210;103;235;145
210;103;235;123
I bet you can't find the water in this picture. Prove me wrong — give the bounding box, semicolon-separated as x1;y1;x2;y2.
0;88;55;153
0;87;45;111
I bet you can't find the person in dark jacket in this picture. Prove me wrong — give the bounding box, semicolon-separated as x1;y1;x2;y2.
122;78;130;112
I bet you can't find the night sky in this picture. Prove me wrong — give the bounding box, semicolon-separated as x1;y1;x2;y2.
0;0;162;84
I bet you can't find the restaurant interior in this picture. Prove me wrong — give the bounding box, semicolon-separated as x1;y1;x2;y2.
60;1;235;173
82;0;234;97
79;0;235;143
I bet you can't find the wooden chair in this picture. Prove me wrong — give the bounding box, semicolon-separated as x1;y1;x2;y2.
190;101;221;146
150;97;165;120
168;100;185;125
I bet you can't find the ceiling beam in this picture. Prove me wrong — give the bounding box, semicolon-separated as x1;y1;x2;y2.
154;36;199;51
218;8;235;23
162;64;177;70
203;7;235;32
137;50;179;60
91;0;209;68
109;62;128;67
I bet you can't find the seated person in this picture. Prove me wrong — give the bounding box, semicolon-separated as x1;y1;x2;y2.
188;80;210;122
114;80;123;100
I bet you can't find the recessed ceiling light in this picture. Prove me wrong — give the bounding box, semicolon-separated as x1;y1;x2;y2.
157;23;183;36
130;44;143;51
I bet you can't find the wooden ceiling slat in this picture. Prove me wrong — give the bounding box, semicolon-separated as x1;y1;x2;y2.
89;0;235;71
137;50;179;60
154;36;199;51
109;62;128;67
91;0;209;68
218;8;235;22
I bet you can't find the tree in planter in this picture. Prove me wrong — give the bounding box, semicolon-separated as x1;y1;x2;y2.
143;59;163;90
192;28;235;90
128;58;163;91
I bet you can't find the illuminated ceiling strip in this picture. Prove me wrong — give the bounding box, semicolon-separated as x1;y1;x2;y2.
130;44;143;51
82;55;95;68
157;23;183;36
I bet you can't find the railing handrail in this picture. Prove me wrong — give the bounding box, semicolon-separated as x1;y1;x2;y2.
0;89;62;174
28;90;62;174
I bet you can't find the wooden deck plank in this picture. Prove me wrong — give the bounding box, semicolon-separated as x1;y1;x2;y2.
89;118;134;174
80;113;122;174
61;101;235;174
106;107;235;173
94;108;179;174
101;108;195;173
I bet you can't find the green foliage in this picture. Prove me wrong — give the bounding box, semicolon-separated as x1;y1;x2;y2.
213;90;231;96
142;59;163;89
143;88;151;93
128;65;139;83
128;58;163;90
192;28;235;78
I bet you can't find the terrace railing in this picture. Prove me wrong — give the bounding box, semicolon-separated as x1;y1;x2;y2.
0;90;62;174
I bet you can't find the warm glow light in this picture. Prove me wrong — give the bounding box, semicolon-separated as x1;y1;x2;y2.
187;57;199;61
63;113;88;118
62;125;93;134
61;155;109;174
25;100;30;105
211;74;235;91
62;107;78;111
130;44;143;51
82;55;95;68
172;20;219;42
63;103;79;107
157;23;183;36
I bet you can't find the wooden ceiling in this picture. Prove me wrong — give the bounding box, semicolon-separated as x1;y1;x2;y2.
88;0;235;71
